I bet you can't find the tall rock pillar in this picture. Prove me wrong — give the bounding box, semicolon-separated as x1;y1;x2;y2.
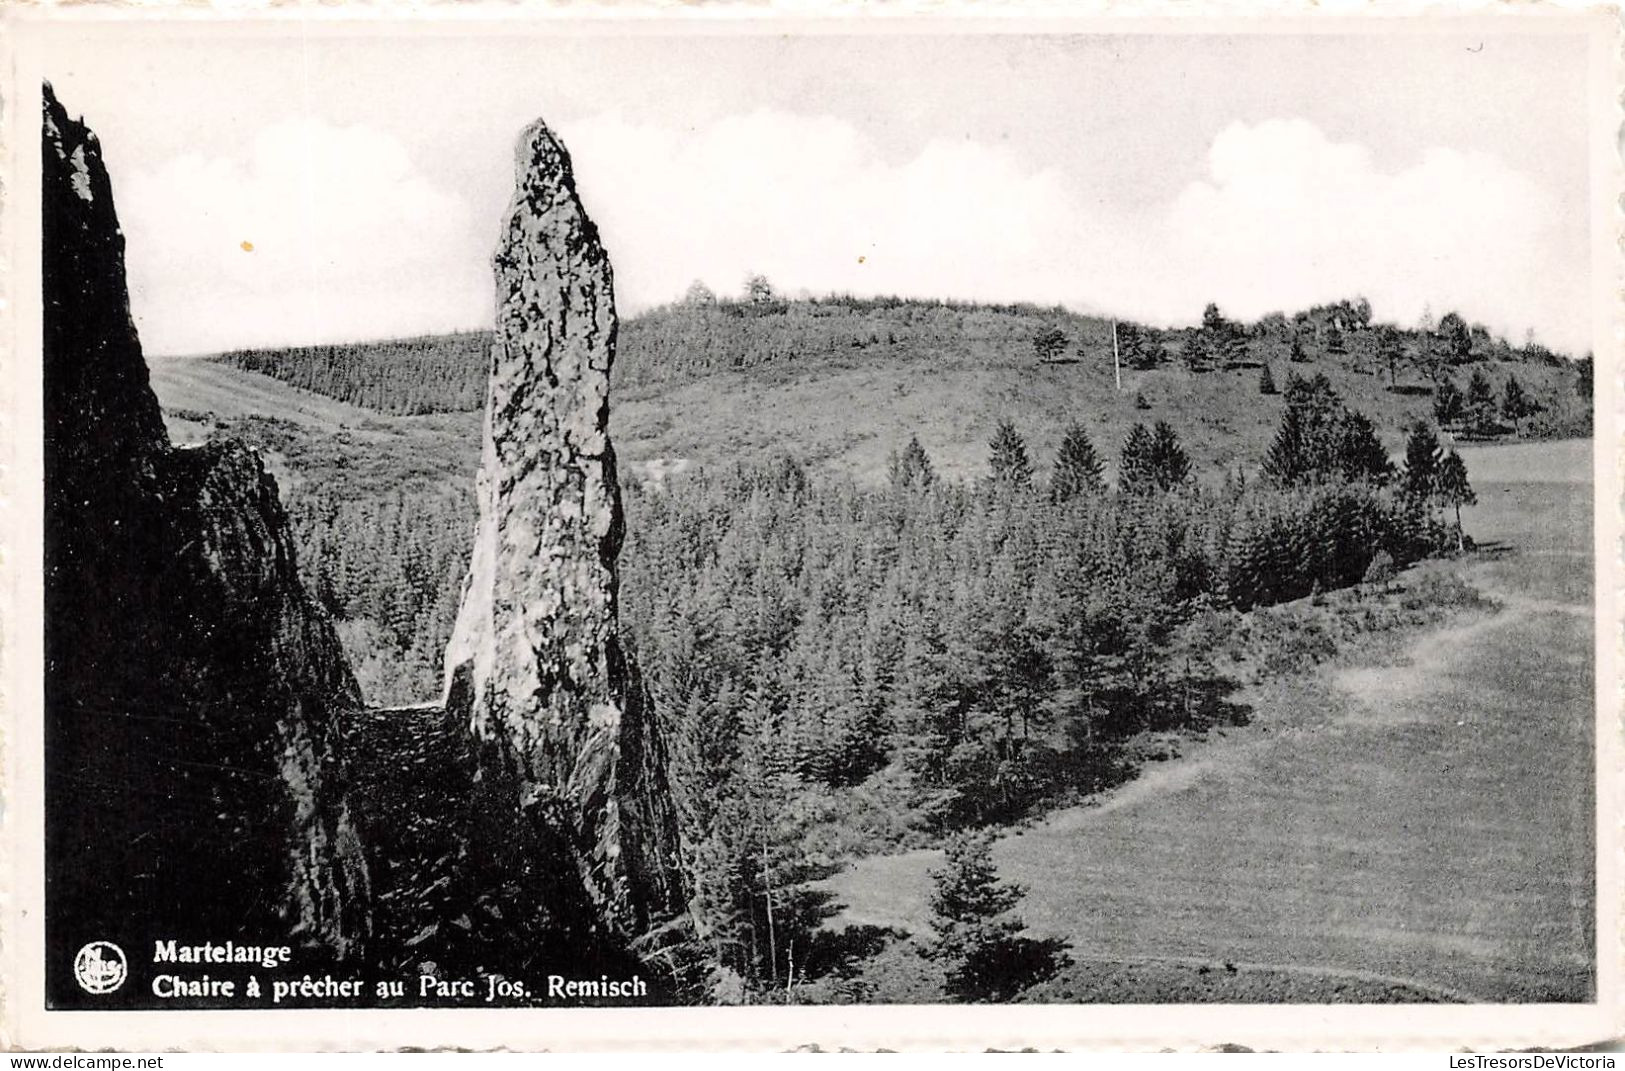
445;118;682;938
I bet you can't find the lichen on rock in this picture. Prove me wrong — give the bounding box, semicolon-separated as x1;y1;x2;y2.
444;117;683;939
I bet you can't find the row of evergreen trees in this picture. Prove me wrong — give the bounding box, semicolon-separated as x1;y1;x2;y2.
217;333;490;414
1433;368;1543;437
981;417;1189;498
1258;361;1553;442
1036;298;1572;382
211;299;1108;413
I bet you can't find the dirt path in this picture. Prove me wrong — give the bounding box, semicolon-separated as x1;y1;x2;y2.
1033;951;1479;1004
823;458;1594;1002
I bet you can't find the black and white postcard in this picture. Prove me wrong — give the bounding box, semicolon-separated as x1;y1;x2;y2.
1;7;1618;1051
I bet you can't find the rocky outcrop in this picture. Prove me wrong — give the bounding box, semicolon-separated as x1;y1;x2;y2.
444;117;684;940
43;84;369;1005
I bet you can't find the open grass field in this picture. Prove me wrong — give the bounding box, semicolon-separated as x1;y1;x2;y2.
149;357;481;498
822;439;1595;1003
615;353;1584;487
150;355;394;432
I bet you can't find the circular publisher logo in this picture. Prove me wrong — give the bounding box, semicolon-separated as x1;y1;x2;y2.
73;941;127;994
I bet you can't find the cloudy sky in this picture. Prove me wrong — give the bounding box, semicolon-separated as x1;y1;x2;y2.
36;22;1599;356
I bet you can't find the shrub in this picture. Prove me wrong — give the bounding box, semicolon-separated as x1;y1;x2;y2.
1362;550;1396;586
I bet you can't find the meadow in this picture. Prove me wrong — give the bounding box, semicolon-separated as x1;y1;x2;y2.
821;444;1593;1002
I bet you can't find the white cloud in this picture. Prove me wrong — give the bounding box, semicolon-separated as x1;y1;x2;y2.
120;119;490;354
565;111;1586;353
558;110;1084;312
1136;118;1581;352
116;112;1588;357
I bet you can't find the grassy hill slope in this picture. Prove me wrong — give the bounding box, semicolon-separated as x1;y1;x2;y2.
187;297;1590;488
615;353;1564;486
822;448;1594;1002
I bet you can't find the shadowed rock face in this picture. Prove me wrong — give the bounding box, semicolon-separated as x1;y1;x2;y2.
43;84;370;1005
444;118;684;938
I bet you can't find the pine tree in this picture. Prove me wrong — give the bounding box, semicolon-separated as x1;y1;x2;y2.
1050;422;1105;502
1436;449;1476;550
1283;371;1338;417
1401;421;1442;503
1433;376;1465;428
1263;376;1386;487
925;830;1063;1002
1502;374;1533;435
1118;423;1155;494
1262;403;1312;486
1289;333;1308;363
1032;328;1069;363
1466;369;1497;435
1335;409;1392;485
988;420;1033;486
889;434;936;490
1259;362;1278;395
1119;322;1160;370
1148;421;1192;491
1437;311;1473;362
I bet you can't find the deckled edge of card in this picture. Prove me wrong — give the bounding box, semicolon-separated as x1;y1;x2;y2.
0;0;1618;1052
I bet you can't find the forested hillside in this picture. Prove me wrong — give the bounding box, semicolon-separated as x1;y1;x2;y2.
216;332;489;414
205;294;1590;444
210;297;1113;413
620;374;1478;994
162;295;1592;710
151;296;1594;1000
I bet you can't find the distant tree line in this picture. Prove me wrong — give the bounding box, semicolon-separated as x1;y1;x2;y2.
217;333;490;414
1030;296;1577;384
1432;368;1547;438
211;296;1587;434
